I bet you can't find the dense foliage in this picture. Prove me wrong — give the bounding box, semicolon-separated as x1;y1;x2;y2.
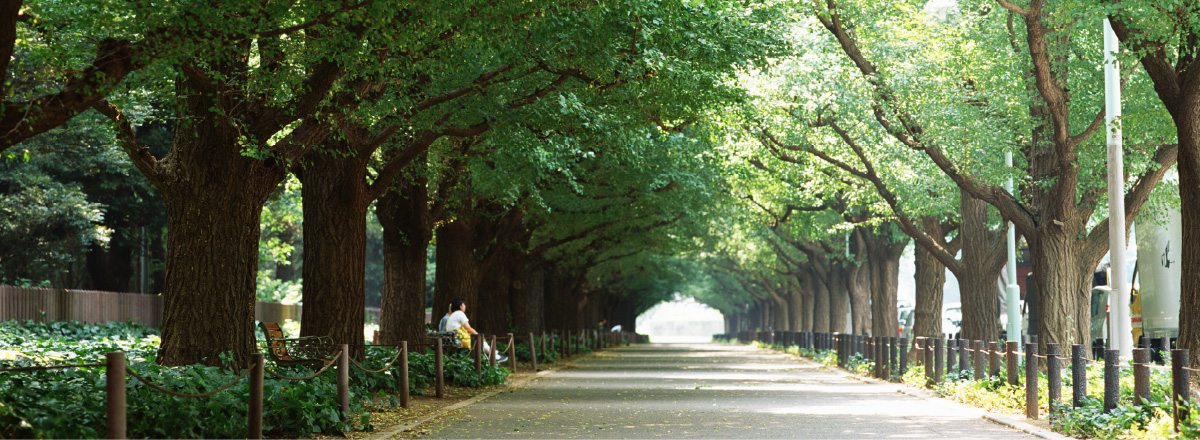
0;320;510;438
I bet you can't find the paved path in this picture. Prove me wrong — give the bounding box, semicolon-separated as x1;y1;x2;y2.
416;343;1045;439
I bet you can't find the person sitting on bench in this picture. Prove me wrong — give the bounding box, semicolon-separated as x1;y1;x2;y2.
445;297;507;363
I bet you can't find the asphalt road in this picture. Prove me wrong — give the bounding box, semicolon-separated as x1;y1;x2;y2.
415;343;1046;439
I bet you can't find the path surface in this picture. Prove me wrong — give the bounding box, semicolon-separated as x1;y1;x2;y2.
416;343;1043;439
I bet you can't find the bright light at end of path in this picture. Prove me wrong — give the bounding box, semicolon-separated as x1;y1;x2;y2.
636;296;724;343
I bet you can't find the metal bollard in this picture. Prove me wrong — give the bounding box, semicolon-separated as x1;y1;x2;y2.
1007;341;1020;386
250;353;264;439
1133;348;1149;406
400;342;410;409
935;338;944;384
1026;343;1038;419
974;340;985;380
435;339;445;398
529;333;539;372
106;351;126;439
1104;349;1119;413
1072;344;1086;408
989;342;1001;378
338;345;350;419
1173;349;1190;431
1047;343;1061;411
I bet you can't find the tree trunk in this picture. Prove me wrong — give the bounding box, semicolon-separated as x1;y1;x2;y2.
955;191;1001;341
811;267;830;333
155;136;286;368
865;230;906;338
512;259;544;333
770;293;790;331
376;176;432;347
828;263;849;334
787;288;805;332
845;260;870;335
432;217;484;322
1178;107;1200;373
912;239;945;343
476;246;515;334
1027;231;1092;351
86;241;135;292
297;147;371;357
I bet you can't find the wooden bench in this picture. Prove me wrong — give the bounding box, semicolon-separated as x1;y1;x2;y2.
258;322;337;369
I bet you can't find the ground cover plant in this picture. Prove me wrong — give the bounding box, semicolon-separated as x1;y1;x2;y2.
0;320;511;438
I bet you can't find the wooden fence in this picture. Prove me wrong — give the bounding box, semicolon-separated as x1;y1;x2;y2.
0;286;316;326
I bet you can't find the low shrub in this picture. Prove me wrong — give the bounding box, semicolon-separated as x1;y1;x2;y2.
0;319;512;438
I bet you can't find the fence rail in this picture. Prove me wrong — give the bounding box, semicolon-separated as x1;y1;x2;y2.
0;285;312;326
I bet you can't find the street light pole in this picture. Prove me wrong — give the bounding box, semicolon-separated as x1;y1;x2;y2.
1104;18;1133;360
1005;150;1021;344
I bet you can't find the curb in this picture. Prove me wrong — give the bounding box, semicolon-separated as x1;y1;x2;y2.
369;361;569;439
771;348;1069;440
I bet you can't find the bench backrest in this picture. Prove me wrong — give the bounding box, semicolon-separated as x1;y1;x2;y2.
258;322;295;361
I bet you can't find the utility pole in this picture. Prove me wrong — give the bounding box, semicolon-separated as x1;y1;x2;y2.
1104;18;1133;360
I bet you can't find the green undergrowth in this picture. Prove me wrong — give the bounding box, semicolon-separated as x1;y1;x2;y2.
0;319;511;439
755;338;1200;439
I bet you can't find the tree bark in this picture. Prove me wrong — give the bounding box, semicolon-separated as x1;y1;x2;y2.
957;191;1005;341
432;216;484;323
512;259;544;333
770;292;790;331
844;250;871;335
864;229;905;338
476;245;515;334
296;144;372;357
827;262;849;334
1027;231;1093;350
155;136;287;367
376;176;432;347
1181;116;1200;372
912;235;946;342
811;267;830;333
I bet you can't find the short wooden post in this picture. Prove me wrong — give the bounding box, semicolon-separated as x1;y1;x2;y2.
399;342;410;408
1047;343;1061;411
899;337;908;375
1104;349;1119;413
507;333;516;371
947;339;957;372
989;341;1001;378
435;339;445;398
1072;344;1086;408
541;331;547;358
249;353;264;439
106;351;126;439
1026;343;1038;419
1173;349;1190;431
529;332;539;371
474;334;483;372
923;338;933;383
1133;347;1150;406
889;337;897;379
490;334;498;368
958;339;969;374
934;338;944;384
338;344;350;419
1006;341;1019;386
974;340;985;380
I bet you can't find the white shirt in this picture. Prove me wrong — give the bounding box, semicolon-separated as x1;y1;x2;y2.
445;310;469;332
